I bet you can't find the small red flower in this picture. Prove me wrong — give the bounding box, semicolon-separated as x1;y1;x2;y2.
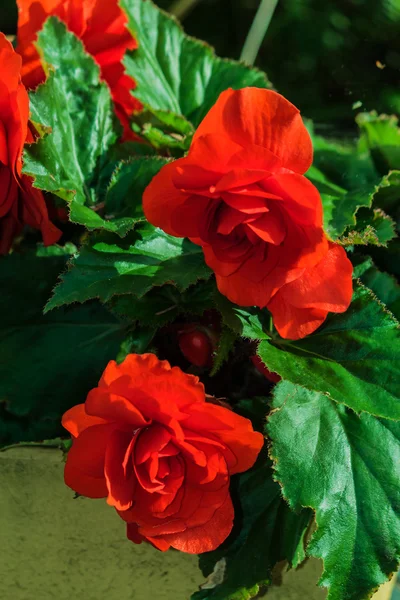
143;88;353;340
16;0;142;139
0;34;60;254
62;353;264;554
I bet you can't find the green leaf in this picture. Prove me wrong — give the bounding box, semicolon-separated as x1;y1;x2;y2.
306;133;398;241
110;279;216;328
352;255;400;318
258;283;400;420
192;451;312;600
214;292;271;340
45;224;212;311
105;157;170;223
121;0;270;127
267;381;400;600
340;208;396;247
134;109;194;152
0;437;72;453
210;327;237;377
0;250;126;446
22;18;127;234
116;326;156;364
357;111;400;174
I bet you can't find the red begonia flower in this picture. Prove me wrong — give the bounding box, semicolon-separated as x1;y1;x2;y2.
62;353;264;554
143;88;353;340
16;0;142;139
0;34;60;254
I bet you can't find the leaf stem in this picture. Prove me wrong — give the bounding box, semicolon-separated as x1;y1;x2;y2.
169;0;202;20
240;0;279;66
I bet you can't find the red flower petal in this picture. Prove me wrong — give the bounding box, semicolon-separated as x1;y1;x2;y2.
194;88;313;174
64;423;116;498
161;493;234;554
62;403;107;438
105;429;136;510
268;243;353;339
85;388;150;429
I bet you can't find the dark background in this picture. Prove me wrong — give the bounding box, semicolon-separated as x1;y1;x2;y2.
2;0;400;129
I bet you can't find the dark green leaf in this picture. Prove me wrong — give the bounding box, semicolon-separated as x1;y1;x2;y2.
267;381;400;600
340;208;396;247
258;283;400;419
0;250;126;446
105;156;170;222
214;292;271;340
210;327;237;377
306;132;398;242
116;326;156;364
352;255;400;318
46;225;212;311
121;0;270;126
192;451;311;600
22;18;128;234
110;279;216;328
357;111;400;174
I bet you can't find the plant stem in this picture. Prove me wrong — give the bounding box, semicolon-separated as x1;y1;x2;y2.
169;0;202;20
240;0;279;66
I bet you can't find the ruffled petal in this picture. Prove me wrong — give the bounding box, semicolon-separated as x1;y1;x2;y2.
64;423;116;498
105;429;135;510
268;243;353;339
142;160;190;235
62;403;108;438
85;387;150;429
194;88;313;174
263;172;323;227
161;493;234;554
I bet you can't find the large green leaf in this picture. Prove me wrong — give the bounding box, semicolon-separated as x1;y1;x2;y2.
258;283;400;419
22;18;131;235
267;381;400;600
192;452;311;600
45;224;212;311
0;249;126;446
121;0;270;126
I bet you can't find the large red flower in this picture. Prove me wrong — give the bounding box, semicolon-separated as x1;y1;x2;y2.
62;353;264;554
143;88;353;340
16;0;141;139
0;34;60;254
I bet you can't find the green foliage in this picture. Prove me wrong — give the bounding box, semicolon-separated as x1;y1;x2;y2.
352;255;400;318
121;0;270;126
105;157;170;223
134;109;194;152
307;134;397;245
0;249;126;446
192;451;311;600
214;292;271;340
257;284;400;419
340;208;396;247
110;279;216;328
209;327;237;377
116;327;156;364
267;381;400;600
23;18;131;235
45;224;212;311
357;112;400;174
